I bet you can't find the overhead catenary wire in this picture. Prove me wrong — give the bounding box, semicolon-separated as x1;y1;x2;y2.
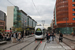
7;0;40;16
7;0;15;6
32;0;41;16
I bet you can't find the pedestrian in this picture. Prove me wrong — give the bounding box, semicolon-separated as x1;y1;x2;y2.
72;32;74;37
18;33;21;42
16;32;18;39
20;32;24;42
0;33;3;41
59;33;63;42
7;33;11;41
50;32;52;41
52;31;55;41
48;32;50;42
2;33;5;40
13;33;17;43
11;33;14;42
5;33;7;41
21;32;24;40
46;32;49;43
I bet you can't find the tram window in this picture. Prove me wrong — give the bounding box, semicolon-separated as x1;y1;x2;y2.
35;32;42;35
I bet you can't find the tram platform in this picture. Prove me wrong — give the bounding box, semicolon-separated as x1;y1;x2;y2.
38;38;72;50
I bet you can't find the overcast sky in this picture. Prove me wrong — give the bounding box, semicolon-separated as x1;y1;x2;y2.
0;0;56;28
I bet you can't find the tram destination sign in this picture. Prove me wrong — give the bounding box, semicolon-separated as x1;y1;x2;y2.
36;28;41;32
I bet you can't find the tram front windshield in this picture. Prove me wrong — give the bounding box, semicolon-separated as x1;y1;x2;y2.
35;31;42;35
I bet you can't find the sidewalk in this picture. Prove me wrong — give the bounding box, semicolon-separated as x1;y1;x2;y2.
44;40;72;50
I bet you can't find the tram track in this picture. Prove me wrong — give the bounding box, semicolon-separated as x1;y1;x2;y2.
56;35;75;50
20;39;45;50
34;41;40;50
20;40;41;50
34;39;46;50
56;35;75;43
63;37;75;43
2;36;46;50
20;40;35;50
2;36;34;50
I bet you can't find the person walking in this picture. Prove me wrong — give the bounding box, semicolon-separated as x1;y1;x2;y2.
11;33;14;42
59;33;63;42
46;32;49;43
0;33;3;41
7;33;11;41
72;32;74;37
13;33;17;43
50;32;52;41
2;33;5;40
52;31;55;41
5;33;7;41
48;32;50;42
18;33;21;42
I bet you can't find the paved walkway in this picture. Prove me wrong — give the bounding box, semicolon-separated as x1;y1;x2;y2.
38;37;72;50
63;34;75;41
44;41;65;50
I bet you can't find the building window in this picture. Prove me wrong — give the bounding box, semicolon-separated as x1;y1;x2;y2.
73;13;75;16
72;0;75;2
73;4;75;6
73;9;75;11
73;18;75;20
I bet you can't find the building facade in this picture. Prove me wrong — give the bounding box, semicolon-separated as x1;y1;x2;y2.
0;10;6;32
7;6;19;30
51;19;54;30
54;0;75;34
7;6;37;32
0;20;5;32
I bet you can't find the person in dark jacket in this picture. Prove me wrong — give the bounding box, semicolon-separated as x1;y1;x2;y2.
16;32;18;38
0;33;3;41
59;33;63;42
46;33;48;42
46;32;50;43
52;31;55;41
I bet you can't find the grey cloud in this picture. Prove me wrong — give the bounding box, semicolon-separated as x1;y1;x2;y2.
0;0;56;28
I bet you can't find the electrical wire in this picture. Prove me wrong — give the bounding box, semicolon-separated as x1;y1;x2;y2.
7;0;40;16
32;0;40;16
7;0;15;6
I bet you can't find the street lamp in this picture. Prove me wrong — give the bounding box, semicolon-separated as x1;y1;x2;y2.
63;17;68;34
66;17;68;35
